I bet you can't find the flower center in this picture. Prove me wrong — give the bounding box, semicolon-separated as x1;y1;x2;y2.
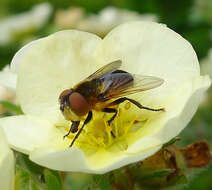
62;102;140;151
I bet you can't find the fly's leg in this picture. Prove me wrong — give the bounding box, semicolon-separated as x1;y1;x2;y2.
108;97;165;112
63;121;80;139
102;108;117;138
102;108;118;125
69;111;92;148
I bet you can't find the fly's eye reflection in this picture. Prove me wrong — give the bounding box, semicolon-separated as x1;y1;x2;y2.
58;60;165;147
60;104;64;112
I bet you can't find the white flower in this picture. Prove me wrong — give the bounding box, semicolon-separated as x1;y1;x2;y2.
0;21;210;174
0;66;17;114
0;65;17;91
0;127;14;190
78;7;158;36
0;3;52;45
55;7;85;29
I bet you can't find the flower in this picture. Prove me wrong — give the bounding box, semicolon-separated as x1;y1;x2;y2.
55;7;158;37
55;7;85;29
0;21;210;174
78;7;158;36
0;3;52;45
0;126;14;190
0;66;17;114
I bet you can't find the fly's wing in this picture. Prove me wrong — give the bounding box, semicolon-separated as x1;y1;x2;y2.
101;73;164;100
86;60;122;81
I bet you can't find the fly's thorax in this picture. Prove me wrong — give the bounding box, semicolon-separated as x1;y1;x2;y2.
74;79;102;102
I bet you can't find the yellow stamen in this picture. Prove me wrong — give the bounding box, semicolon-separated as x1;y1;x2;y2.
124;102;131;110
104;119;113;145
61;105;150;151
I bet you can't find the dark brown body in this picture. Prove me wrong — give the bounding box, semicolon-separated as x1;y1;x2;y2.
73;70;134;111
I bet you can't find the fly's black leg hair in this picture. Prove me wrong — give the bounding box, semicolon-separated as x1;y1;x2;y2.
109;97;165;112
70;111;92;147
63;121;80;139
102;108;117;138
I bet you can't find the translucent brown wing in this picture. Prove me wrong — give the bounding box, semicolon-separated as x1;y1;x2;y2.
100;73;164;100
86;60;122;81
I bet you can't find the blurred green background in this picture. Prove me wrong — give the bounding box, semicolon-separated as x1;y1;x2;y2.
0;0;212;189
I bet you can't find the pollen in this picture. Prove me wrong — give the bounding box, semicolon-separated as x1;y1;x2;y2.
62;106;139;151
124;102;131;110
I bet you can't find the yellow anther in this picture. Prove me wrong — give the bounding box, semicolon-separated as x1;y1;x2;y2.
124;102;131;110
62;106;141;150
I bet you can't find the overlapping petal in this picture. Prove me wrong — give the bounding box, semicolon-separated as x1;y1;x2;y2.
96;22;200;104
30;141;161;174
0;115;68;154
0;127;14;190
0;69;17;91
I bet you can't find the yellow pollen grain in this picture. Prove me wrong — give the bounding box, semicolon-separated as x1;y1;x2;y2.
124;102;131;110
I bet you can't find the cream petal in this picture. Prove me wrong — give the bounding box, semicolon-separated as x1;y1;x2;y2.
16;30;102;123
125;136;161;154
0;127;14;190
30;142;161;174
0;115;62;154
11;39;42;73
0;71;17;91
96;21;200;107
133;75;211;144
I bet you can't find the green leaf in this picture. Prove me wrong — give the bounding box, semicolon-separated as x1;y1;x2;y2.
88;174;111;190
15;166;42;190
167;174;188;186
16;152;44;175
64;172;93;190
80;174;112;190
162;137;180;148
16;153;65;190
30;179;41;190
0;100;23;115
44;170;63;190
139;169;173;180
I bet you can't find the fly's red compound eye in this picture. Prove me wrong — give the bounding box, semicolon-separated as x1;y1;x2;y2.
69;92;89;116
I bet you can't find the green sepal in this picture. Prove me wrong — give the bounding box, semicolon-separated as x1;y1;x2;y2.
135;169;174;180
0;100;23;115
162;137;180;148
